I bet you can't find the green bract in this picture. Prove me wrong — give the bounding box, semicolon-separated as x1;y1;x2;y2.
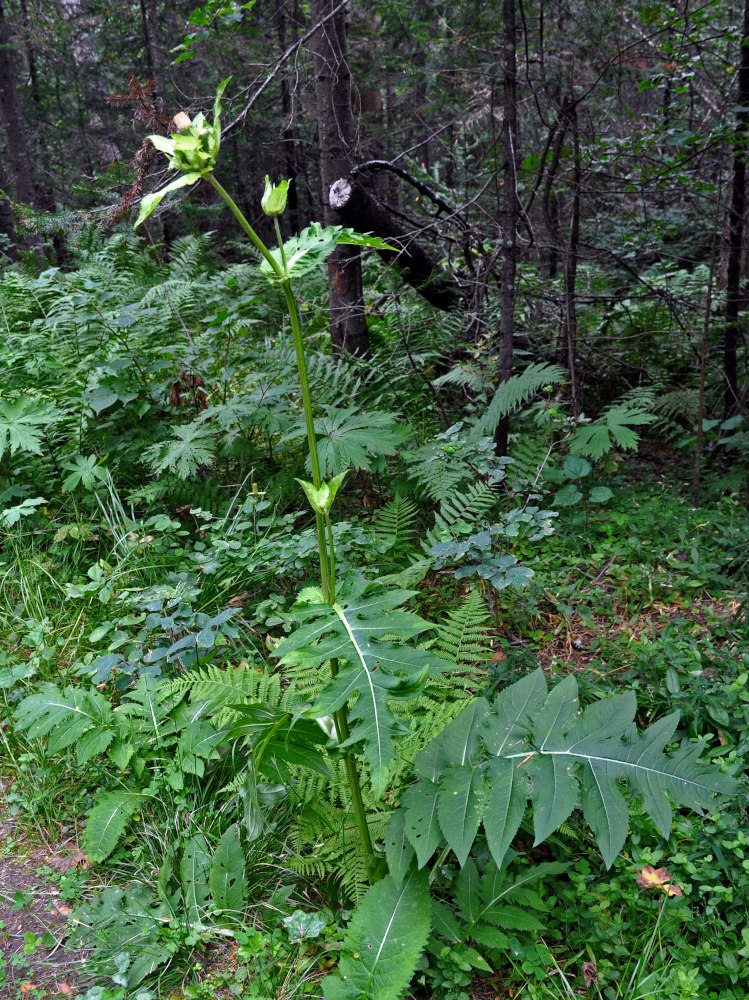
134;77;230;228
261;175;291;216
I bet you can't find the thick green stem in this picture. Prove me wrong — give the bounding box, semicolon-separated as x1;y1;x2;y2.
279;277;331;601
208;175;282;276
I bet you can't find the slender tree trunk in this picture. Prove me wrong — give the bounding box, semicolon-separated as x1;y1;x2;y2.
139;0;163;91
0;0;37;208
724;0;749;421
563;100;582;417
276;0;301;232
0;156;17;260
310;0;369;356
494;0;519;456
18;0;53;213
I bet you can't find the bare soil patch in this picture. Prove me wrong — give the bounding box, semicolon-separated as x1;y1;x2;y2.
0;812;92;999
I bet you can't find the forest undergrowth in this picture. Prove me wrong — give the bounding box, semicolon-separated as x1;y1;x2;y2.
0;121;747;1000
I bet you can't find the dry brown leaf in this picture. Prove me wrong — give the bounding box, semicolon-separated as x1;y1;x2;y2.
582;960;597;988
48;849;88;873
52;901;72;917
20;984;37;996
56;984;75;997
636;865;683;897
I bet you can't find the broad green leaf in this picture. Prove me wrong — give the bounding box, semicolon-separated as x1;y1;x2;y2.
563;455;591;478
0;397;61;459
322;869;430;1000
286;407;410;477
209;824;247;916
553;484;583;506
85;791;144;863
384;811;415;888
182;832;212;924
403;781;442;868
483;757;528;869
15;683;112;752
437;763;487;867
260;222;341;279
283;909;327;942
77;727;115;765
277;578;445;796
134;172;200;228
401;669;738;870
455;858;482;925
337;229;398;251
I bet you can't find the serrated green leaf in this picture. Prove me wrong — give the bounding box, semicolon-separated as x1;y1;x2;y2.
85;791;144;863
401;669;738;870
403;781;442;868
0;397;61;459
260;222;341;279
483;757;528;868
454;858;481;925
277;578;444;796
182;833;212;924
77;727;115;765
322;869;430;1000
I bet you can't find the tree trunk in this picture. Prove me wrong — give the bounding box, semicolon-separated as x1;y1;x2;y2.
563;100;582;417
310;0;369;356
494;0;519;457
724;0;749;421
139;0;164;92
276;0;301;232
0;0;37;208
0;156;17;260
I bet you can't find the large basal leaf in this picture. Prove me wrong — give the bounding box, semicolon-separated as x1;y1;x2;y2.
322;869;430;1000
85;790;145;863
181;832;212;924
403;669;739;870
209;824;247;916
276;577;446;796
15;683;113;754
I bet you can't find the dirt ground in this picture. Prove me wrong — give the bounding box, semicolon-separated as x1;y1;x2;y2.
0;813;93;1000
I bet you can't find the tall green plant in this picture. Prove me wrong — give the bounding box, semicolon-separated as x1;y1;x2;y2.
133;82;741;1000
136;80;413;866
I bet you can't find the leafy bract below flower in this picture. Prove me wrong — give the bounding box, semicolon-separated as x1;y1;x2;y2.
134;77;230;228
261;175;291;216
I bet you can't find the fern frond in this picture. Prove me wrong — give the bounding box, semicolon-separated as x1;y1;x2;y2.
372;494;419;553
471;363;567;438
162;663;288;719
434;589;493;670
653;388;698;422
423;482;499;552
